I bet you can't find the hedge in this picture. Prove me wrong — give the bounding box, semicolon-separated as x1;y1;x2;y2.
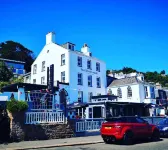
7;98;28;113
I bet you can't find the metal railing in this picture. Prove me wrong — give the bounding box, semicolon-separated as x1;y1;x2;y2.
76;118;104;132
75;117;167;132
25;112;65;124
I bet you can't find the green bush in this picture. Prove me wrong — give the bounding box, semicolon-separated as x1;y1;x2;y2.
7;99;28;113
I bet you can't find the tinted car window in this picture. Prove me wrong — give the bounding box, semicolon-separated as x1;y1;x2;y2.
126;117;138;123
158;119;168;125
136;118;146;123
105;117;127;123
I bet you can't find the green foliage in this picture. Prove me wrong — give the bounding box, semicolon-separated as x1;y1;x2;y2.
10;76;24;84
0;81;9;91
0;41;35;72
107;67;168;87
0;61;13;81
7;98;28;113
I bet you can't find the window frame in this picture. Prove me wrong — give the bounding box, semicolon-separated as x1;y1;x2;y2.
127;86;132;98
61;54;65;66
77;56;82;67
88;75;92;87
117;88;122;98
96;62;100;72
33;64;37;74
41;61;45;72
87;60;92;70
78;91;83;102
96;77;101;88
33;79;36;84
78;73;83;85
61;71;65;82
41;76;45;84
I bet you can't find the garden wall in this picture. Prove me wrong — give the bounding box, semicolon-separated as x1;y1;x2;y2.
8;112;75;142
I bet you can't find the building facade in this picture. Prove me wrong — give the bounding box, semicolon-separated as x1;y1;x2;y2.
0;58;25;77
107;73;156;104
30;32;107;104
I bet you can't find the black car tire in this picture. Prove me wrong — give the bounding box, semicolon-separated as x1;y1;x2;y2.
151;130;160;141
103;138;113;144
123;131;134;145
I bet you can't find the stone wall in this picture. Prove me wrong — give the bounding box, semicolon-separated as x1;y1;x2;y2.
9;112;75;142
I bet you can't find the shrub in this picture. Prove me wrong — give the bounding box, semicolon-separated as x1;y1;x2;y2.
7;99;28;113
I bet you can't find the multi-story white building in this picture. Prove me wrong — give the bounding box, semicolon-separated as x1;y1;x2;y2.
30;32;107;104
107;73;156;104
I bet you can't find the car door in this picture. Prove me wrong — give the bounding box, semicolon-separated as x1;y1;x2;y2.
135;117;150;137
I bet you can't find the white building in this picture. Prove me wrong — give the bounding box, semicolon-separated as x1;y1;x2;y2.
29;32;107;104
107;73;156;104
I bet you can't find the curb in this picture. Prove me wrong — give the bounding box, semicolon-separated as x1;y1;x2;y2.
5;140;104;150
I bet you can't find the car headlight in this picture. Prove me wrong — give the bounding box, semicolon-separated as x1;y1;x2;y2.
162;127;168;131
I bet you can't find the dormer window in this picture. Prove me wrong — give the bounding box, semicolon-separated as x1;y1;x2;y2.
68;44;74;50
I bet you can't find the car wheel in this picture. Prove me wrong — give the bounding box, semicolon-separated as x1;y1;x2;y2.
123;131;134;145
151;130;160;141
103;138;113;144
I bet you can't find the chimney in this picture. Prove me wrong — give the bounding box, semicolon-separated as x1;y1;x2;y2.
81;43;91;56
46;32;55;45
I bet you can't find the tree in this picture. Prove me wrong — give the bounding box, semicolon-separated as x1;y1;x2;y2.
0;61;13;81
160;70;166;75
122;67;136;74
0;41;35;72
106;70;111;75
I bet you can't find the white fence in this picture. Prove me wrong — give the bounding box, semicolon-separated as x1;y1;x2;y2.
76;119;104;132
25;112;65;124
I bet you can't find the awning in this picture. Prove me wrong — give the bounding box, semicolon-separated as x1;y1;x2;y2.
67;102;88;109
1;83;59;92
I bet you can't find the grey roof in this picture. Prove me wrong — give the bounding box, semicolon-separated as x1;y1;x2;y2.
0;58;25;64
108;76;138;87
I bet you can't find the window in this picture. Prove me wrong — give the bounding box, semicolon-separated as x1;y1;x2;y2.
61;71;65;82
88;92;93;102
96;62;100;72
136;117;146;123
145;86;148;98
97;77;101;88
41;77;45;84
41;61;45;72
127;86;132;98
33;64;37;74
78;91;83;102
78;73;83;85
47;50;49;53
87;60;91;69
151;87;155;99
77;56;82;67
108;89;112;95
61;54;65;65
97;93;101;96
33;79;36;84
88;75;92;87
117;88;122;98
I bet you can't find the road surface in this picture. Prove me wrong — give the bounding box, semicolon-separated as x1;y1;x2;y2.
30;138;168;150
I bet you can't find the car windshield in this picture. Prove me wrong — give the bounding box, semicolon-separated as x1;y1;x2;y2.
158;119;167;125
105;117;126;123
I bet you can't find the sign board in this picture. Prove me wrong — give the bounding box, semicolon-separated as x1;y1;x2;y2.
0;96;8;101
81;68;97;74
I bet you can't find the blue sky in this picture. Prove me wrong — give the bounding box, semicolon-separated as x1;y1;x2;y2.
0;0;168;73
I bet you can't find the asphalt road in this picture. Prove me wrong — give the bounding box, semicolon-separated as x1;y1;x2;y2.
31;138;168;150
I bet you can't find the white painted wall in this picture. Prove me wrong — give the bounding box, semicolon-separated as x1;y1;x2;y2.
108;83;156;104
69;51;107;103
31;43;70;85
30;33;107;104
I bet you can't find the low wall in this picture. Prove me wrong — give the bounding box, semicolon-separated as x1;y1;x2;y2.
8;112;75;142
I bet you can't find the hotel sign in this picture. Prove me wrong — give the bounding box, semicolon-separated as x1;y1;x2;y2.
81;68;97;74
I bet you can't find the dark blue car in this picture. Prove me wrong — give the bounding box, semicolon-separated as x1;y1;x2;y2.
157;118;168;137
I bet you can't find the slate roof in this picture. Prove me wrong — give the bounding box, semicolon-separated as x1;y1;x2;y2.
108;76;139;87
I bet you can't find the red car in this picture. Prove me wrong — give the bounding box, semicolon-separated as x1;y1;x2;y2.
100;116;160;145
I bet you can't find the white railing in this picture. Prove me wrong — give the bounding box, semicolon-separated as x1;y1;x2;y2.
25;112;65;124
76;120;104;132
